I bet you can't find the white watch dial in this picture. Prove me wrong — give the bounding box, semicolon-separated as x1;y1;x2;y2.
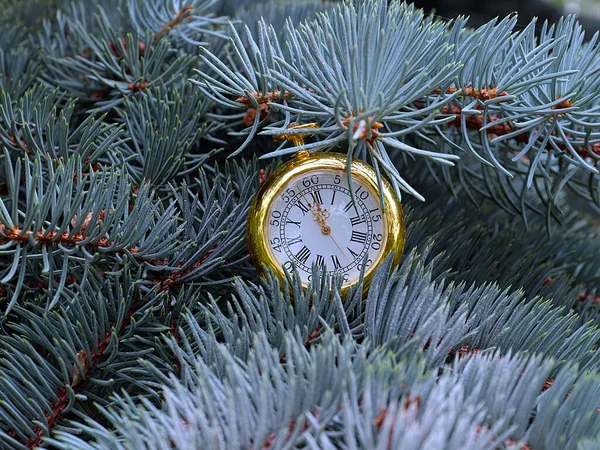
266;169;387;285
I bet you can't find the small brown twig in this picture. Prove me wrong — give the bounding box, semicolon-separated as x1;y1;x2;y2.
12;298;140;448
154;245;218;291
261;413;315;449
128;81;149;93
154;6;193;42
235;90;295;107
243;103;270;126
438;85;509;102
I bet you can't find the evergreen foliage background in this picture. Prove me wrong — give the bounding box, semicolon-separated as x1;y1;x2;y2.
0;0;599;448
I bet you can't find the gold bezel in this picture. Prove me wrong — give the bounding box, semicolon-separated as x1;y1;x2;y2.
247;151;406;298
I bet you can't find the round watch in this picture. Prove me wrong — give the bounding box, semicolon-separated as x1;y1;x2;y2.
247;151;406;296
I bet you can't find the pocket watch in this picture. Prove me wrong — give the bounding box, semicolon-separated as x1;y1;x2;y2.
247;150;406;296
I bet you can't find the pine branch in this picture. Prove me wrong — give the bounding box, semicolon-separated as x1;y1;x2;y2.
190;267;351;362
127;0;230;46
0;47;40;99
0;1;599;448
235;0;336;42
402;202;600;320
0;84;124;168
145;159;258;290
526;365;600;448
0;154;184;312
42;5;198;111
114;84;213;185
193;0;600;216
192;20;291;156
0;266;163;449
45;331;434;450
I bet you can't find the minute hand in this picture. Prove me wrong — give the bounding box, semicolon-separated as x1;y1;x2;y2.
297;186;351;262
311;196;351;263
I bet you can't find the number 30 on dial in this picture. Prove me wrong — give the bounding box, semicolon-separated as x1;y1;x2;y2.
247;151;406;296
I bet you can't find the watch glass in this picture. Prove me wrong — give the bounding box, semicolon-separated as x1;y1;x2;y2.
266;169;387;285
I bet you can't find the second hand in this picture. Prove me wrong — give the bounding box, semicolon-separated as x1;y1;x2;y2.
328;231;351;263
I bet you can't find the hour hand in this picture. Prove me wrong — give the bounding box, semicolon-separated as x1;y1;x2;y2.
312;206;331;235
295;186;332;235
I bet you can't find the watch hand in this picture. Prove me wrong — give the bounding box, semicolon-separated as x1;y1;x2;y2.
327;232;351;263
307;192;332;234
295;185;350;262
313;209;331;234
296;185;331;233
306;191;351;262
296;185;312;207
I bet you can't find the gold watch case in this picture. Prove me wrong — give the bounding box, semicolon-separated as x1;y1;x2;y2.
246;151;406;297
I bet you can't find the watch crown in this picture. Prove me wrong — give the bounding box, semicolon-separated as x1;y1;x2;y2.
295;150;310;159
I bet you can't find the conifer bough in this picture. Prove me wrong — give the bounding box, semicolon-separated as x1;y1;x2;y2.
0;0;599;449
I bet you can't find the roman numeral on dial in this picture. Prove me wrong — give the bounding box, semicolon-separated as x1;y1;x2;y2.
287;235;302;246
296;200;310;215
316;254;324;266
350;214;366;226
350;230;367;244
343;200;354;212
331;254;342;269
286;219;302;227
311;190;323;205
347;247;360;259
295;246;311;264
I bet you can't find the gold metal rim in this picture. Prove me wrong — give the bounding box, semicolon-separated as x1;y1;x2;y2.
247;151;406;298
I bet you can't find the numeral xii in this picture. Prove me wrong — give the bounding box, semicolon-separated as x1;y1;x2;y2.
311;190;323;205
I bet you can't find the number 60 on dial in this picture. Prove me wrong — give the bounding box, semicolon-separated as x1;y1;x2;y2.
247;151;406;297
